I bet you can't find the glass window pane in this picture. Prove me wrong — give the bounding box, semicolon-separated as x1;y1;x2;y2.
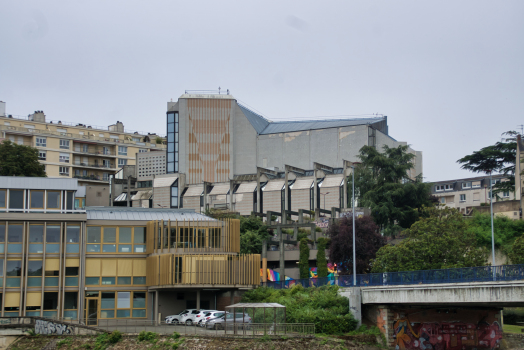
118;277;131;285
101;292;115;309
119;228;132;243
117;310;130;318
8;244;22;253
103;244;116;253
167;143;174;152
9;190;24;209
0;224;5;242
66;226;80;243
6;261;21;276
118;245;132;253
46;226;61;242
66;244;79;253
6;277;21;287
101;277;115;285
29;225;44;242
87;227;101;243
86;244;100;253
103;228;116;242
45;277;59;287
30;191;44;208
167;113;174;123
29;243;44;254
85;277;99;285
64;292;78;309
8;225;23;242
47;192;60;209
65;277;78;286
0;190;5;207
64;310;77;319
133;292;146;308
117;292;130;309
168;123;174;133
133;276;146;285
4;312;19;316
134;228;146;243
134;245;145;253
27;277;42;287
132;309;146;317
65;267;78;276
45;244;60;253
100;310;114;318
27;261;42;276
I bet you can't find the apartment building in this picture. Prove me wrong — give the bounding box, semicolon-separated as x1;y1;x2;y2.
0;176;258;323
431;174;514;215
0;102;166;186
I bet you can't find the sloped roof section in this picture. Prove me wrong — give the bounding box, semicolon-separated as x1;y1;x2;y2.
86;207;215;221
260;117;385;135
238;104;270;134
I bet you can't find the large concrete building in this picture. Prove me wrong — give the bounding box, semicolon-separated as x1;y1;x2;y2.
0;176;258;323
0;101;166;187
164;92;422;217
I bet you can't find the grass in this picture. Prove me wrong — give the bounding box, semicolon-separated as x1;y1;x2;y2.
503;324;524;334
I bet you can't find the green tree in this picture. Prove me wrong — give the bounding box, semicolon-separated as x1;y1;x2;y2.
350;145;436;234
371;206;488;272
0;140;46;177
316;237;329;278
299;238;310;279
466;211;524;252
457;130;520;197
508;234;524;264
239;215;270;254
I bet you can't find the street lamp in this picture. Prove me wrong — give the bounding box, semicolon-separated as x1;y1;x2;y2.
320;192;330;210
490;172;496;278
351;165;356;287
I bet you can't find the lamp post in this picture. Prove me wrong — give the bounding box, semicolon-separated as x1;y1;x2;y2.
321;192;330;210
490;172;496;278
351;165;356;286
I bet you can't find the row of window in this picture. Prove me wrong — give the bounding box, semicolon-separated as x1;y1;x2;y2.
86;226;146;253
166;112;179;174
87;291;146;319
0;190;75;211
0;223;80;253
440;191;511;204
4;291;78;317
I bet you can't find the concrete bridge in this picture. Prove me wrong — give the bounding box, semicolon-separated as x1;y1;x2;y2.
339;279;524;349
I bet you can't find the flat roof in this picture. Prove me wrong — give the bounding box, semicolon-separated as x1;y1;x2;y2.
0;176;80;190
86;206;215;221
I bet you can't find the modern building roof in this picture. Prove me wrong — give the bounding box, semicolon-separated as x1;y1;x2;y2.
238;104;386;135
86;206;215;221
0;176;80;190
432;174;507;184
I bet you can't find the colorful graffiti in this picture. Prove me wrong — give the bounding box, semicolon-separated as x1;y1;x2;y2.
260;268;293;282
392;317;502;350
309;264;337;278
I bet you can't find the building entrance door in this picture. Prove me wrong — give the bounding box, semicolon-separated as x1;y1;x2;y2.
85;298;98;326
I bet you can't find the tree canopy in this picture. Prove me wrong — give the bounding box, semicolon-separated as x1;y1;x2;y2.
371;206;488;273
466;211;524;252
508;234;524;265
0;140;46;177
327;215;386;274
457;130;520;196
349;145;436;234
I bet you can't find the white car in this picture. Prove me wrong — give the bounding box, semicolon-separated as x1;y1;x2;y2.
184;309;219;326
165;309;196;324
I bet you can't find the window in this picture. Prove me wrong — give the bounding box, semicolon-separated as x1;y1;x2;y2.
59;153;70;163
171;180;179;208
30;190;44;209
38;151;46;160
66;225;80;253
103;173;109;181
118;159;127;168
139;149;147;153
472;181;481;188
445;184;453;190
0;190;5;208
462;182;471;189
103;227;117;253
99;291;146;319
166;111;179;173
6;260;21;287
503;191;510;198
27;260;42;287
103;146;110;155
87;226;101;252
47;191;61;208
103;160;110;168
65;267;79;286
9;190;24;209
60;139;70;149
118;146;127;155
82;144;88;152
59;167;70;176
7;225;23;254
57;128;67;133
440;197;445;204
29;225;44;254
43;292;58;317
36;137;46;147
46;225;60;253
460;194;466;202
64;292;78;319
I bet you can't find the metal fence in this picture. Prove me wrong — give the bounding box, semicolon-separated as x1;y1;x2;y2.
262;264;524;289
96;319;314;338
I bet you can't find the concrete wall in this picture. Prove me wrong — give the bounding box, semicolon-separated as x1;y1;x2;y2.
232;104;258;176
234;192;255;216
85;185;110;206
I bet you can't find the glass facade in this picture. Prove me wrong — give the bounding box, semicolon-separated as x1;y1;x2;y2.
166;112;179;174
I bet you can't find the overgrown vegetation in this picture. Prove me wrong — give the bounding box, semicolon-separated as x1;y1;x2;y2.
316;238;328;278
299;238;310;279
466;212;524;254
508;234;524;264
372;206;488;272
348;325;387;347
241;284;358;334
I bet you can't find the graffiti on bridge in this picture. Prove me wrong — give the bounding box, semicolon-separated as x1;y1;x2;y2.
35;319;74;335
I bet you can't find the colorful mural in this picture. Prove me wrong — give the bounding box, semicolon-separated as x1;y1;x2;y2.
309;264;338;278
260;268;293;282
388;309;503;350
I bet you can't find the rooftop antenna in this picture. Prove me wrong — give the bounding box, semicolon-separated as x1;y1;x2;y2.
218;87;221;95
518;124;523;135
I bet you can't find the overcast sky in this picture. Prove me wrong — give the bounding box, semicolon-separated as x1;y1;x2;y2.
1;1;523;182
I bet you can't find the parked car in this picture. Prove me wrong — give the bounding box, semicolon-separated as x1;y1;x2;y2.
164;309;196;324
205;312;252;330
186;309;219;326
198;311;225;327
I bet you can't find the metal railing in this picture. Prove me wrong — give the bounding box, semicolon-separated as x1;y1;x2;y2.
262;264;524;289
95;319;314;337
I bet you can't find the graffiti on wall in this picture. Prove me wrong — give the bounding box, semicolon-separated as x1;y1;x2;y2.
392;317;502;350
35;319;74;335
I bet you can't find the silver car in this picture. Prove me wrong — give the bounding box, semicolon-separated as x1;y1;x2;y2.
205;312;252;330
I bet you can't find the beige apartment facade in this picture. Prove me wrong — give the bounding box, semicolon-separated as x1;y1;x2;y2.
0;103;165;186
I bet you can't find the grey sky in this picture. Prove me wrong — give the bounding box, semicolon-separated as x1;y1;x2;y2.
1;1;523;182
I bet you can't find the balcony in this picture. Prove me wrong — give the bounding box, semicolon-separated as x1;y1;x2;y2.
71;161;117;171
72;148;117;157
73;175;109;183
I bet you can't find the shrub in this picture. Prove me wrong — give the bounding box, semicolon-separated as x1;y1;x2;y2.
108;330;122;344
170;331;181;340
316;238;328;278
299;238;310;279
508;234;524;264
241;284;357;334
138;331;158;342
